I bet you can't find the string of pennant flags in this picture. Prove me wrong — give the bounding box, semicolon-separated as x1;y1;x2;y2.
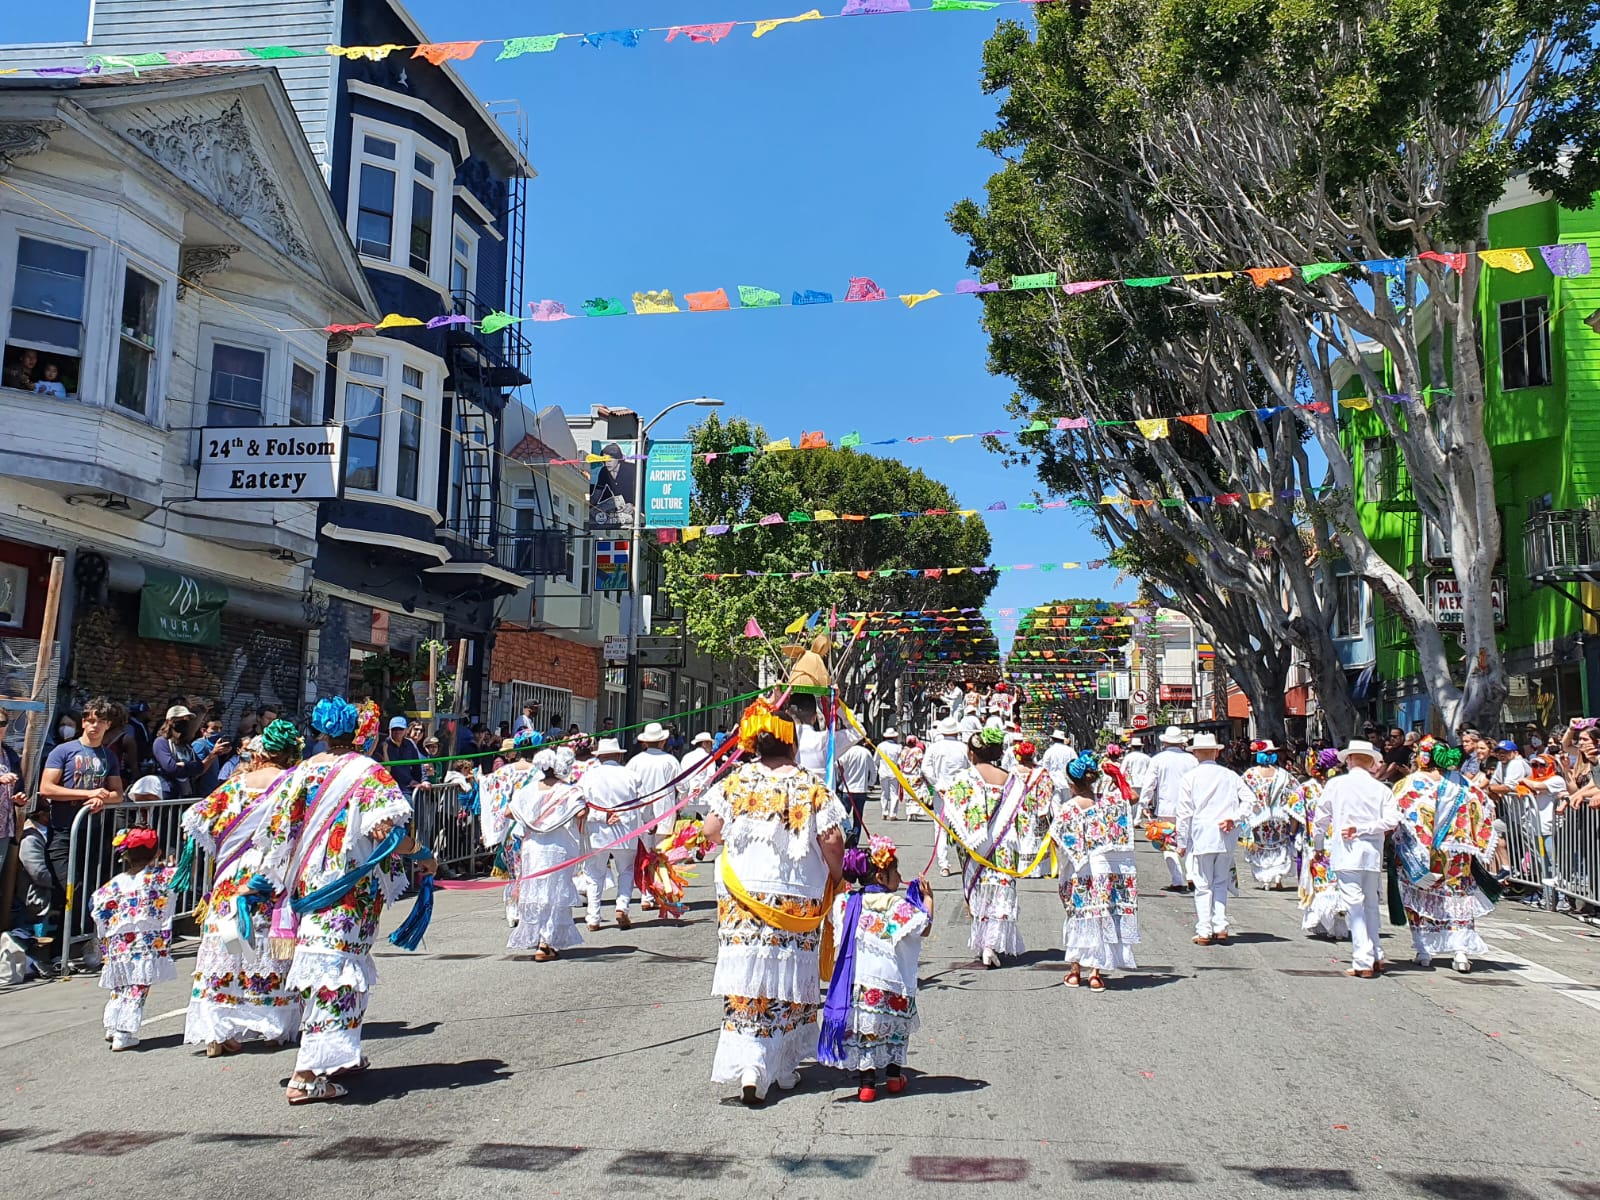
5;1;1055;78
698;560;1114;581
657;480;1360;539
315;244;1591;339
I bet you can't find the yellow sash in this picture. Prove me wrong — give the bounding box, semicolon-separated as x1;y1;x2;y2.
838;699;1052;878
718;851;839;979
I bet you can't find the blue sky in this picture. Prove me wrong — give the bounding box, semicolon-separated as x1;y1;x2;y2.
10;1;1138;640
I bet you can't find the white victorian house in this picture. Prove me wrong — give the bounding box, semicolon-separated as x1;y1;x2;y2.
0;67;378;718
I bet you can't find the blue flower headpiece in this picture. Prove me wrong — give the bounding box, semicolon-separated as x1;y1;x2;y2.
1066;750;1100;782
311;696;359;738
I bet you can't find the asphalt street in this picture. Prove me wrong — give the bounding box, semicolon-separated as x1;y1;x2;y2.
4;815;1600;1200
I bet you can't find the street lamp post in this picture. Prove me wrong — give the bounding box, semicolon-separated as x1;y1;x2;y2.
623;397;724;747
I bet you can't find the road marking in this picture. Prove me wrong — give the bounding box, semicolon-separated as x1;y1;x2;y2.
144;1007;188;1024
1480;943;1600;1014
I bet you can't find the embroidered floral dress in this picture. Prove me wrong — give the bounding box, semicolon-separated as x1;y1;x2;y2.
481;761;536;923
255;754;411;1075
507;779;586;953
1052;793;1139;971
182;774;300;1046
1395;772;1497;958
1239;765;1305;887
1296;777;1348;938
824;890;929;1071
1015;767;1056;879
705;762;846;1092
939;767;1025;957
92;864;178;1035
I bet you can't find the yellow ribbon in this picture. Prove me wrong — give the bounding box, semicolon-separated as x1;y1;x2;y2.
838;699;1053;878
718;852;840;979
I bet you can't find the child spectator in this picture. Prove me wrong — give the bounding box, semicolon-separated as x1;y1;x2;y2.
31;362;66;398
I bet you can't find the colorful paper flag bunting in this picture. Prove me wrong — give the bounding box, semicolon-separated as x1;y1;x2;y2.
739;285;783;308
667;23;737;42
685;288;732;312
498;35;562;59
753;10;826;36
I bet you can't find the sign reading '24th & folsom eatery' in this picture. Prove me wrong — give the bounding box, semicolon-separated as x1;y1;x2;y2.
196;425;347;501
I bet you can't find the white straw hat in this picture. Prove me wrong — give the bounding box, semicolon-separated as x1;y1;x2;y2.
1159;726;1190;745
1190;732;1222;751
691;731;712;745
596;738;625;757
1339;738;1383;765
638;723;670;743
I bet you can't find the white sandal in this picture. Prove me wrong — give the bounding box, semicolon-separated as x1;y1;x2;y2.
286;1076;348;1105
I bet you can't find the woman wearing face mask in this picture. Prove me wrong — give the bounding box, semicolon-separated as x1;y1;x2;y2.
153;705;229;800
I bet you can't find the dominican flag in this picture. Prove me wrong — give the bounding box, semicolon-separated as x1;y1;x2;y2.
596;540;630;569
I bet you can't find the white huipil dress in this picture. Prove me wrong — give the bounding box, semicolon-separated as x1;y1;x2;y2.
705;762;847;1094
939;767;1026;957
507;779;586;952
1054;789;1140;971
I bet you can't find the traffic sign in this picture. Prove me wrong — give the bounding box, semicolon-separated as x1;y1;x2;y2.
1131;689;1149;706
1131;713;1151;730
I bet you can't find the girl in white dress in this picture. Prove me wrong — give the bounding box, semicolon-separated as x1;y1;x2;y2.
507;748;587;960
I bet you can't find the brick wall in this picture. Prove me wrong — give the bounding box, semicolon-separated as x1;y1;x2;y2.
491;625;599;699
70;593;305;726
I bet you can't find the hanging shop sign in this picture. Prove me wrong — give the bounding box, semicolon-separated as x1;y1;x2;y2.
1427;576;1508;630
643;440;694;529
196;425;346;501
595;540;631;591
138;568;227;646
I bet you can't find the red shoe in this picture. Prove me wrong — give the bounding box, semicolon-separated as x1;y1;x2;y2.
885;1076;907;1095
857;1085;877;1103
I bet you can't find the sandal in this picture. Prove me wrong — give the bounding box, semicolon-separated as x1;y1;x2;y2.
333;1055;371;1076
286;1077;348;1105
1063;967;1081;988
205;1040;243;1058
533;949;553;962
1088;974;1105;991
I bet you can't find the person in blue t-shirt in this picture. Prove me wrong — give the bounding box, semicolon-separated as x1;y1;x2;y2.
39;696;125;929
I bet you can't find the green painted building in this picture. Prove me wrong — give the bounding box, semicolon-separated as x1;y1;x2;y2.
1338;179;1600;731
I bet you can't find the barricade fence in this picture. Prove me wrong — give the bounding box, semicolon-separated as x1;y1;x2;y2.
1494;792;1600;907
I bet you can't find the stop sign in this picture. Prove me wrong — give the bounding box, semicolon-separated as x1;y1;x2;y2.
1131;713;1151;729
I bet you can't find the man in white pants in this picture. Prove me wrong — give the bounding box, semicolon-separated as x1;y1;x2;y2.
627;723;681;911
877;727;904;820
1321;738;1400;978
579;738;648;930
1041;729;1074;778
921;716;971;875
1175;732;1253;945
1142;727;1200;889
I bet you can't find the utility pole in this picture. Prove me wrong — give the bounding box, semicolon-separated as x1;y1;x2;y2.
623;397;724;748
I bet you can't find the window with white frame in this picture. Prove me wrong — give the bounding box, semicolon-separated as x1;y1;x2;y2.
1332;572;1365;639
4;234;90;399
207;342;267;428
1361;438;1386;504
348;122;452;284
340;347;439;501
289;361;319;425
451;219;478;314
114;267;160;416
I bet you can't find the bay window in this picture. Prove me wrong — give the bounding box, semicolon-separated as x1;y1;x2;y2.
114;268;160;415
289;361;319;425
451;220;478;314
5;234;88;398
339;347;439;503
207;343;266;427
348;120;451;283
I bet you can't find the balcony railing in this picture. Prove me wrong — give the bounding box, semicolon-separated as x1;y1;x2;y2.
438;518;569;579
1525;509;1600;582
450;288;531;389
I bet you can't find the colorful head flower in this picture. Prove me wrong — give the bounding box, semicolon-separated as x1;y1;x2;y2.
513;727;543;750
1431;744;1465;772
260;718;304;757
980;725;1006;746
1066;750;1100;782
311;697;359;738
1016;740;1037;759
868;834;898;871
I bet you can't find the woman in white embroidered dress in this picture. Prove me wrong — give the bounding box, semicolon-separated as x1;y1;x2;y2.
255;698;433;1105
1240;741;1305;889
181;721;304;1057
701;699;846;1106
1297;749;1348;939
507;747;586;960
480;730;542;926
1054;751;1139;990
937;727;1024;968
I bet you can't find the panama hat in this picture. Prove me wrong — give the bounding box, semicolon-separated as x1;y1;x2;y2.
1051;729;1068;742
1339;738;1383;765
692;731;713;745
1190;732;1222;751
883;727;900;739
1159;726;1190;744
638;723;670;743
937;716;960;736
596;738;625;757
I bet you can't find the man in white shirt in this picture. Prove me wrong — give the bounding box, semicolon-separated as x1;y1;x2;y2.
835;738;878;847
579;738;648;930
1175;733;1254;944
628;723;682;910
921;716;971;874
1041;730;1074;777
793;695;861;776
1120;742;1154;812
1142;727;1200;889
1322;739;1400;976
677;731;717;818
877;727;904;821
512;703;538;736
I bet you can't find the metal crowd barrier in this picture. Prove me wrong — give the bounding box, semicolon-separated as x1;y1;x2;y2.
1494;792;1600;908
56;778;488;979
59;796;215;980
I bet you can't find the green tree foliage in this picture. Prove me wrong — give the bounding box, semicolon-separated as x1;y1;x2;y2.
663;416;996;657
948;0;1600;731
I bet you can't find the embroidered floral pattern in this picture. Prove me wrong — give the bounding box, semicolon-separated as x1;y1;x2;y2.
722;765;832;835
722;995;817;1039
717;891;825;954
301;982;364;1034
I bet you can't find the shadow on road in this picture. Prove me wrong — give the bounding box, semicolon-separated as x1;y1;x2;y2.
363;1020;443;1041
331;1057;514;1105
